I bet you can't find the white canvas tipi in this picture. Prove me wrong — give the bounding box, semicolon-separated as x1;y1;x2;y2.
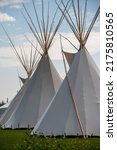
4;55;61;128
1;25;40;84
0;80;29;126
32;0;100;137
1;0;64;128
0;28;39;127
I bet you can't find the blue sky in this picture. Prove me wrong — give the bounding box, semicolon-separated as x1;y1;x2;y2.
0;0;100;102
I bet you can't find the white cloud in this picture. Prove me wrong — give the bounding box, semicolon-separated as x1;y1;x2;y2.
0;31;100;68
0;0;24;8
0;47;19;68
0;31;99;102
10;4;22;9
86;32;100;54
0;12;16;22
49;32;100;60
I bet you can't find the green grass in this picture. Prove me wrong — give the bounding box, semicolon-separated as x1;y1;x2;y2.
0;130;100;150
0;130;30;150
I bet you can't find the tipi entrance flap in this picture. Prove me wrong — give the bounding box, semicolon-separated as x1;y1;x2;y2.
64;51;76;66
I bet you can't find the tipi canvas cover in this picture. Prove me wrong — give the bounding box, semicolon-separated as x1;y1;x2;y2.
3;55;61;128
31;0;100;136
0;80;29;126
32;48;100;136
1;0;65;128
0;25;40;126
64;51;75;66
0;27;39;127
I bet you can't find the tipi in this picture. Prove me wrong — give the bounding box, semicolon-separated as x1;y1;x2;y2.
0;28;40;126
0;79;29;127
1;0;64;128
15;45;40;84
32;0;100;137
2;25;40;84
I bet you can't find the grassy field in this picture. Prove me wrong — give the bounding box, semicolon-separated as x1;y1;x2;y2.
0;130;100;150
0;130;29;150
